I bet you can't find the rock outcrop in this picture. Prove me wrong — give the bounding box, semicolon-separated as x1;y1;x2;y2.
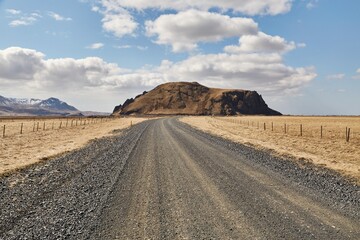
112;82;281;116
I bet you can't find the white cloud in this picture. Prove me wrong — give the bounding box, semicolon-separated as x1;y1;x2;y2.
137;46;148;51
164;53;316;93
146;10;258;52
114;45;148;51
93;0;291;39
87;43;105;49
0;47;316;96
326;73;345;80
0;47;44;80
48;11;72;21
8;11;42;27
297;43;306;48
113;0;292;16
306;0;319;9
352;68;360;79
9;16;38;27
224;32;296;54
114;45;132;49
6;9;21;15
94;0;138;38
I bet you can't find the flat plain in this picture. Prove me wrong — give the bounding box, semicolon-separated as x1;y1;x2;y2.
0;117;146;175
181;116;360;183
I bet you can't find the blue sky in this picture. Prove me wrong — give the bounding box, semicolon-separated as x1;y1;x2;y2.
0;0;359;114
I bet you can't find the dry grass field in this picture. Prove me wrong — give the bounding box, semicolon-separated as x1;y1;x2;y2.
181;116;360;183
0;117;146;175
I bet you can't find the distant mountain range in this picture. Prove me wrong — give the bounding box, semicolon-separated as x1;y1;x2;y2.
0;95;109;116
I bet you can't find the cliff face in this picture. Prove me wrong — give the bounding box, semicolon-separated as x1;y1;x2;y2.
112;82;281;116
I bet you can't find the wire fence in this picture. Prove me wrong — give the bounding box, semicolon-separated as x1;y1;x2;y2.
214;117;359;143
0;117;113;138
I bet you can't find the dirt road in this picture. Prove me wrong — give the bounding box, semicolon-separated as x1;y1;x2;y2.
1;118;359;239
94;118;359;239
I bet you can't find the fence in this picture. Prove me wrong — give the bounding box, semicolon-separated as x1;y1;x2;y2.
214;117;358;143
1;117;113;138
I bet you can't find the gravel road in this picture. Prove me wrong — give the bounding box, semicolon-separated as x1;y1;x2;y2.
1;118;359;239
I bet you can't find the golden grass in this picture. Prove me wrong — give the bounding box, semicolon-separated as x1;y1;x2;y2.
181;116;360;183
0;117;146;175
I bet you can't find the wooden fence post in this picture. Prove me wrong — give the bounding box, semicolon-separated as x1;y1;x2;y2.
37;122;39;131
59;121;62;129
284;123;286;134
263;123;266;130
272;122;273;132
347;128;351;142
20;123;23;134
2;125;5;138
33;122;35;132
43;122;46;131
321;126;323;139
300;124;302;136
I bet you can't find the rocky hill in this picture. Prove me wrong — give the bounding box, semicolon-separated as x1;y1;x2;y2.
112;82;281;116
0;96;82;116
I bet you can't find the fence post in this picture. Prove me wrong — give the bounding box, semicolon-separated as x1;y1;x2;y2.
347;128;351;142
20;123;23;134
37;122;39;131
2;125;5;138
321;126;323;139
284;123;286;134
59;121;62;129
300;124;302;136
272;122;273;132
263;123;266;130
33;122;35;132
43;122;46;131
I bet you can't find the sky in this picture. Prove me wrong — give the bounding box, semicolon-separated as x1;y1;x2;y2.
0;0;359;115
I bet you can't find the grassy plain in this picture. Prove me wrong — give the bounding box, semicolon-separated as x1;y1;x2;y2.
181;116;360;183
0;117;146;175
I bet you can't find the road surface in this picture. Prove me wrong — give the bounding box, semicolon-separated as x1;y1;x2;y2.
94;118;359;239
0;118;359;239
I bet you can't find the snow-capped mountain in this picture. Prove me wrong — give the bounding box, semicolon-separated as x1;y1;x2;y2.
0;95;81;116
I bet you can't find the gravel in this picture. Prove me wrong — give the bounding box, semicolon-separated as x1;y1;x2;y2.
0;122;149;240
0;118;358;239
177;119;360;219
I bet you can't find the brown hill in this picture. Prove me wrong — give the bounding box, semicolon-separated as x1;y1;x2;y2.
112;82;281;116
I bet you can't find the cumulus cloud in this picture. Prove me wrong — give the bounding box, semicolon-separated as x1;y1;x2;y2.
0;47;44;80
0;47;316;96
87;42;105;49
48;11;72;21
146;10;258;52
94;0;138;38
224;32;296;54
93;0;291;39
112;0;292;16
164;53;316;93
326;73;345;80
